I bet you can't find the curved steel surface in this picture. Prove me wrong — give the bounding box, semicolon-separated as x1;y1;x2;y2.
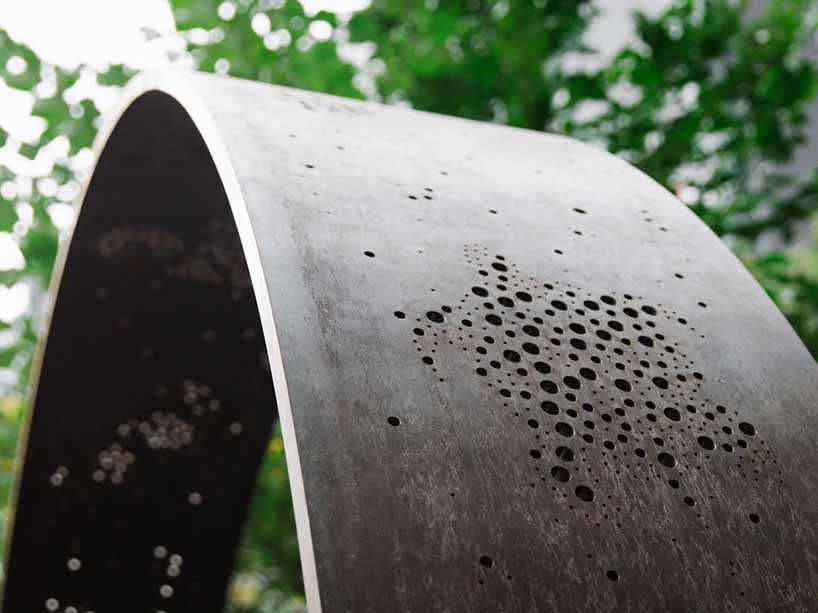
4;71;818;612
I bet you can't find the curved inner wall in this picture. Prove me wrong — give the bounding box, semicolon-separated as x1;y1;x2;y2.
2;91;277;612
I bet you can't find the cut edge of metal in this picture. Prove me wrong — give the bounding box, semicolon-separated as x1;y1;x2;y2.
0;68;323;613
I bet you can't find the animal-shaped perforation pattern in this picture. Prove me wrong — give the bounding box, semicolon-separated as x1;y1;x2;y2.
394;243;781;585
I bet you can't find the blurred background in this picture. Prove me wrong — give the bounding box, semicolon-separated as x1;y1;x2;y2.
0;0;816;610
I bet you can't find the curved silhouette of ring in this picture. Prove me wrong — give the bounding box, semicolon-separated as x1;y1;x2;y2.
4;71;818;612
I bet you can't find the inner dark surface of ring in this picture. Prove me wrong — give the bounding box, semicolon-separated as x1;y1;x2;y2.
2;91;276;613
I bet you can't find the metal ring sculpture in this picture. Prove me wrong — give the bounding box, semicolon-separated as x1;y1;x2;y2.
3;71;818;612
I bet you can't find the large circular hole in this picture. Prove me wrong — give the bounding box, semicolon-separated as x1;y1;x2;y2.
551;466;571;482
739;422;756;436
657;452;676;468
575;485;595;502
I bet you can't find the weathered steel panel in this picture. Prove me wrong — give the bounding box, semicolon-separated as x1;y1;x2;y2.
4;71;818;612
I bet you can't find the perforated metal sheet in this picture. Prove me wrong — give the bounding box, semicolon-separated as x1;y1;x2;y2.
4;72;818;612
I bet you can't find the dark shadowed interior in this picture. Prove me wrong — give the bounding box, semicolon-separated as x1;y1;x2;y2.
2;91;277;612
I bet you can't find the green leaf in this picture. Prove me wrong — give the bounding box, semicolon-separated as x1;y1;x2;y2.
0;201;18;232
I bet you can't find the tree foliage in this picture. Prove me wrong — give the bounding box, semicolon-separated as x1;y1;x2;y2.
347;0;598;126
0;0;817;609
